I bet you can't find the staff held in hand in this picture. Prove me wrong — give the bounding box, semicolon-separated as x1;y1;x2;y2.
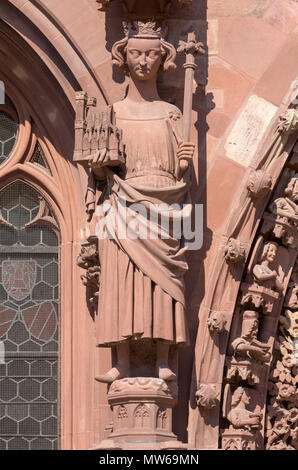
177;31;205;181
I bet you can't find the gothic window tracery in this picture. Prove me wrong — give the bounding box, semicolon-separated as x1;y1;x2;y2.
0;96;18;166
0;90;60;450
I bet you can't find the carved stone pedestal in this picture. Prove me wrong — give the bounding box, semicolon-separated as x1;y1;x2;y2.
93;377;186;450
240;283;279;314
226;358;265;386
221;428;257;450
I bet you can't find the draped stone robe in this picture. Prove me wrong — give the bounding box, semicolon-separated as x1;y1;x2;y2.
91;101;191;347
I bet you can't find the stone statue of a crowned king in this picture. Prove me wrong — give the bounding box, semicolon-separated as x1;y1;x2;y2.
78;21;196;385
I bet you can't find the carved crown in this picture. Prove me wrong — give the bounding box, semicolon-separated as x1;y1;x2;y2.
123;21;162;39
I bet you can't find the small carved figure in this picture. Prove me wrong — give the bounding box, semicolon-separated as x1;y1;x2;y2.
227;387;261;431
77;241;101;304
284;276;298;310
232;310;270;363
195;383;219;409
224;238;245;264
269;176;298;224
247;170;272;199
207;310;226;334
278;109;298;134
252;242;283;293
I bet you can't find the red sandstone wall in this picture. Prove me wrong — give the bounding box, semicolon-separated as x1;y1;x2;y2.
1;0;298;449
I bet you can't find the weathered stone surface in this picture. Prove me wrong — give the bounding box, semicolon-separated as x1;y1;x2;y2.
170;0;272;19
206;0;272;18
207;111;231;139
224;95;277;166
207;59;254;116
206;157;246;232
219;17;287;79
263;0;298;34
254;33;298;106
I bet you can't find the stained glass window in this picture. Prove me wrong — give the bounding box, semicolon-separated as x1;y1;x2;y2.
30;143;51;175
0;181;59;450
0;112;18;165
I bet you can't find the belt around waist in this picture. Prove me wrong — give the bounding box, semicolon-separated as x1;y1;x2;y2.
125;169;175;180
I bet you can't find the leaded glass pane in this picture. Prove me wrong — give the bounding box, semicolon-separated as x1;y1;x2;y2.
0;112;18;165
30;143;51;175
0;182;59;450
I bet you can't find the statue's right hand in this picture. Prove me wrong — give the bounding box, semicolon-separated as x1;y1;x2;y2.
250;415;261;427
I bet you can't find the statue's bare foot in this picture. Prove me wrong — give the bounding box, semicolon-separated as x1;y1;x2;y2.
157;365;176;382
95;366;127;384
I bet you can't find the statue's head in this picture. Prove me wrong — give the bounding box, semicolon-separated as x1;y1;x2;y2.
231;387;250;408
112;21;176;80
284;176;298;202
242;310;259;338
207;310;226;334
259;241;278;263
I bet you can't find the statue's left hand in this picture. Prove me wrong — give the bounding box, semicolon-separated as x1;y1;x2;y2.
176;141;195;180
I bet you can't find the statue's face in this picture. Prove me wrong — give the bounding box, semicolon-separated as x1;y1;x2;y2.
242;314;258;337
208;311;225;333
227;240;236;258
243;390;251;406
266;243;277;263
126;38;162;81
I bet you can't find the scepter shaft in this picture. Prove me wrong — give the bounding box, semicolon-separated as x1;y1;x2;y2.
182;45;196;141
179;31;205;142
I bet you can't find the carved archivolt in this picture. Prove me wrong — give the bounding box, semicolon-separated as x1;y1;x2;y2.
189;111;298;449
265;261;298;450
221;141;298;450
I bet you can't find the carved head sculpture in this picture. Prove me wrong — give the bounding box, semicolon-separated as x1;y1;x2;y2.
241;310;259;340
286;309;298;338
247;170;272;199
224;238;245;264
231;386;250;409
207;310;226;334
112;21;176;78
259;241;278;264
284;176;298;202
195;383;219;409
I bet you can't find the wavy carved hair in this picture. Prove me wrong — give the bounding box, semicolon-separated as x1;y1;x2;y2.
231;387;245;408
284;176;298;198
111;36;176;73
259;241;278;262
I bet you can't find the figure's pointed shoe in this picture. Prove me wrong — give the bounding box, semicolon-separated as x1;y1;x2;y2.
95;365;127;384
157;364;176;382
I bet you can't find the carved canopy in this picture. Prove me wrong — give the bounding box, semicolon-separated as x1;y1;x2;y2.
96;0;193;18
